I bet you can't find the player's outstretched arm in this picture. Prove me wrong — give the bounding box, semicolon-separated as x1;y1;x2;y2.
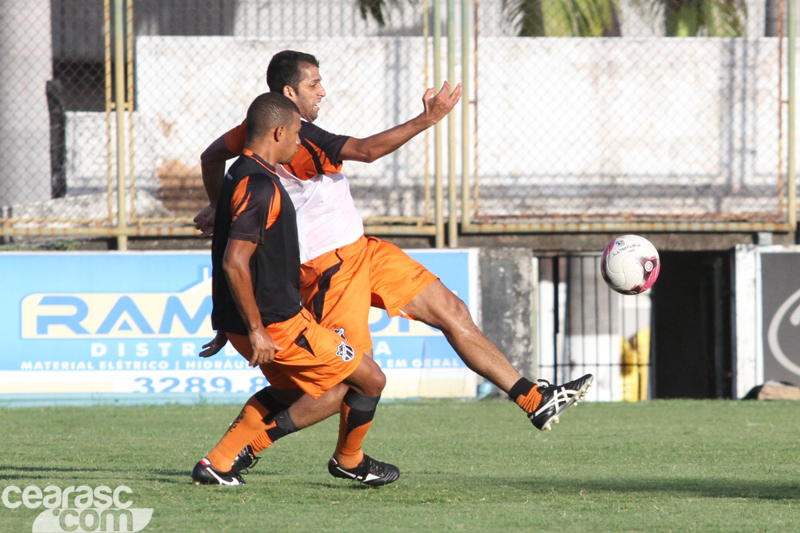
194;134;239;237
338;80;462;163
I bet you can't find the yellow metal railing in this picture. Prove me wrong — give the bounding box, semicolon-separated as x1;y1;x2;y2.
1;0;796;245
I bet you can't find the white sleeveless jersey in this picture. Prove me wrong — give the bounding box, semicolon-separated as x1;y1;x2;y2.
276;164;364;264
224;120;364;263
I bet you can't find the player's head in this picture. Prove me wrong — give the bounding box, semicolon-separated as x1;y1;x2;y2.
267;50;325;122
246;93;301;164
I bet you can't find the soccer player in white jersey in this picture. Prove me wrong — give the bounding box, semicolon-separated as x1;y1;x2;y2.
194;50;593;484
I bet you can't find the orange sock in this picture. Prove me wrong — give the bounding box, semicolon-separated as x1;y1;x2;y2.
207;407;298;472
509;378;542;413
333;391;380;469
250;431;273;455
206;397;271;472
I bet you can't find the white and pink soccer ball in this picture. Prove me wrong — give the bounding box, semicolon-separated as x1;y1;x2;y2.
600;235;660;295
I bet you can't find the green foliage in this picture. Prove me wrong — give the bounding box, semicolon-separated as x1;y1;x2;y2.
49;240;78;251
1;400;798;532
357;0;402;26
0;239;79;251
632;0;747;36
356;0;747;37
503;0;621;36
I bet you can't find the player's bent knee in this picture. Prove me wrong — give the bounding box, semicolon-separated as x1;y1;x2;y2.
361;358;386;394
371;365;387;391
345;357;386;396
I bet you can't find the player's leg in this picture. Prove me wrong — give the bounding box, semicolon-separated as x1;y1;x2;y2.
227;271;374;477
192;386;288;485
368;238;595;429
217;329;350;467
241;363;345;458
243;355;386;463
227;384;298;474
366;238;523;392
300;237;374;361
192;382;351;485
195;311;397;486
234;382;349;473
299;238;380;469
402;279;523;392
333;352;384;468
192;314;357;485
285;313;396;486
327;347;399;486
402;280;593;428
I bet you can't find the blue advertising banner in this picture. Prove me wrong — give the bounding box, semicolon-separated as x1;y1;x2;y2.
1;250;478;405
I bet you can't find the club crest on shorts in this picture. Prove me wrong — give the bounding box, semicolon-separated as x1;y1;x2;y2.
333;327;347;340
336;341;355;362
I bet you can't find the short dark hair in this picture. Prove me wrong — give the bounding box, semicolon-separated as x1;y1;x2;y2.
266;50;319;93
245;93;299;142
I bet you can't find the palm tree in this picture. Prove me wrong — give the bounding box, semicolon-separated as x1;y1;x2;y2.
357;0;401;27
357;0;747;37
631;0;747;36
357;0;621;36
502;0;621;36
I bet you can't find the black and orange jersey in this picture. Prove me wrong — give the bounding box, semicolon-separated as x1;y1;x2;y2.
224;120;349;180
211;150;303;334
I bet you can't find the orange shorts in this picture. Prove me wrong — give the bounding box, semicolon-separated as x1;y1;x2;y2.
225;308;361;399
299;235;439;359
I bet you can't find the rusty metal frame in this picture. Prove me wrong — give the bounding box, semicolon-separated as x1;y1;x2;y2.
2;1;794;241
460;1;796;236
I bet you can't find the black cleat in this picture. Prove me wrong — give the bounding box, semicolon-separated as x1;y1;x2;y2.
191;458;245;485
328;455;400;487
529;374;594;431
230;445;260;475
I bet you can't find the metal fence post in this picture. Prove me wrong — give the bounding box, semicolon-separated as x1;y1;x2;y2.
461;0;471;231
433;0;444;248
447;0;458;247
790;0;797;229
113;0;127;249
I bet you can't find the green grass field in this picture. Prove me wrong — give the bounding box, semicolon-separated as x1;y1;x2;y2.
1;400;799;532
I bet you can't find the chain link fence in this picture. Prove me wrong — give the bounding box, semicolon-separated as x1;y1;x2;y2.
1;0;439;241
0;0;794;241
469;0;792;232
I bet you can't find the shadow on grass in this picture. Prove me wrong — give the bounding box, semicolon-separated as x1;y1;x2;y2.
0;465;196;485
303;480;381;490
0;464;300;486
7;465;793;500
508;476;800;501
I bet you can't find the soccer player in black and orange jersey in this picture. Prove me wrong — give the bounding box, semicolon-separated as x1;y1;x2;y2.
191;92;398;486
194;51;594;483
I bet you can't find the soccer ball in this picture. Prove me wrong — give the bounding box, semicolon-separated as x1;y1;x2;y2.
600;235;660;295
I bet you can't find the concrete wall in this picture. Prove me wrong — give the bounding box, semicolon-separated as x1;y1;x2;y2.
0;0;53;207
59;35;787;221
479;248;536;380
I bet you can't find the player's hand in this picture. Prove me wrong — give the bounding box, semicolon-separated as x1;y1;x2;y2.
199;331;228;358
421;81;462;126
193;204;216;238
248;328;283;367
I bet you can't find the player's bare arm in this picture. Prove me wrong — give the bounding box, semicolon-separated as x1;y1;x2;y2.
338;81;462;163
223;238;283;366
194;134;238;236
